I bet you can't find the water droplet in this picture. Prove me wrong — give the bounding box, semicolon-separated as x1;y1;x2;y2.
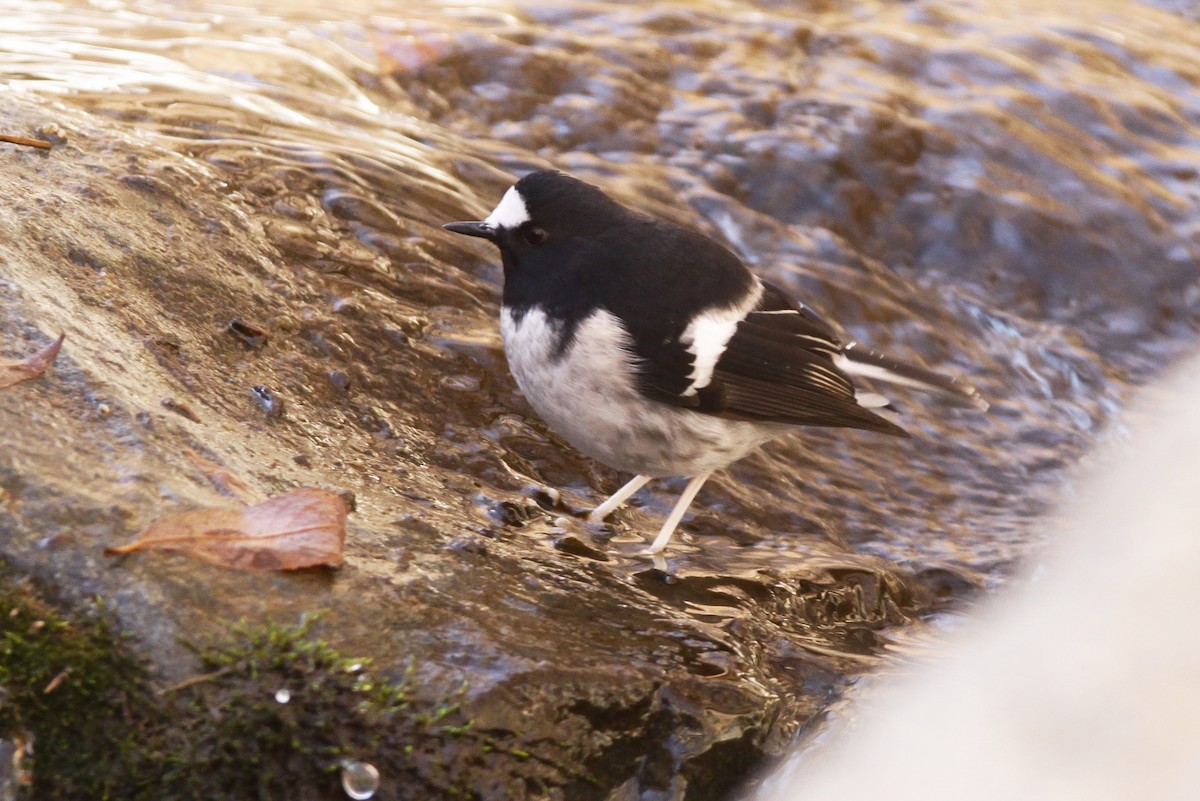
340;759;380;800
274;688;291;704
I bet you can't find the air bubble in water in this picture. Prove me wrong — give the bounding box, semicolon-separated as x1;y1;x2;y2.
340;759;380;800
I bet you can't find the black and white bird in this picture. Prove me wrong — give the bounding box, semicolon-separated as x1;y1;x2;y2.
445;170;987;554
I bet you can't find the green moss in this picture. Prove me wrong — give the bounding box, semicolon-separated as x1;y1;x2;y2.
0;582;155;800
154;614;466;800
0;571;569;801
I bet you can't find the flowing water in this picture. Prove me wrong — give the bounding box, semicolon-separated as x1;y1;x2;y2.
3;0;1200;796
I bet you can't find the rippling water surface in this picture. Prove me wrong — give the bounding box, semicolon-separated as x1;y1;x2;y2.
3;0;1200;790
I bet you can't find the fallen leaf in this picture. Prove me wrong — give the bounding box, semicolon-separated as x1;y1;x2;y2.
183;448;258;502
0;333;65;389
161;397;201;423
43;669;71;694
106;488;347;571
376;32;455;73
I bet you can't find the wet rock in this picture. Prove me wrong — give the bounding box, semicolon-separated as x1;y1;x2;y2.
444;533;490;555
227;318;269;349
249;385;285;420
327;369;351;393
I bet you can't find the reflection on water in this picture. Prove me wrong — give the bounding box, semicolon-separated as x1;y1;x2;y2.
3;0;1200;794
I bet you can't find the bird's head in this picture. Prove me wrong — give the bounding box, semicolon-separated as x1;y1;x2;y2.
443;170;627;260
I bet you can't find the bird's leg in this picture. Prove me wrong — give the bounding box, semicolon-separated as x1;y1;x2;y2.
587;474;652;524
646;472;712;554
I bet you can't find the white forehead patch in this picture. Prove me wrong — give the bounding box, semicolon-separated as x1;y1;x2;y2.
484;185;531;229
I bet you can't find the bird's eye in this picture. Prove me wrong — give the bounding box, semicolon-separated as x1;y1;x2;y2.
522;226;548;246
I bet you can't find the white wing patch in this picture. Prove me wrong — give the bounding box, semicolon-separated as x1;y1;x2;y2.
484;185;531;229
855;391;891;408
680;281;764;396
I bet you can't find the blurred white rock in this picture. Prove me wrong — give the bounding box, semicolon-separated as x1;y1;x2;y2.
752;353;1200;801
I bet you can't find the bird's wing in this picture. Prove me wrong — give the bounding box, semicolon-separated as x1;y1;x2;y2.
635;282;910;437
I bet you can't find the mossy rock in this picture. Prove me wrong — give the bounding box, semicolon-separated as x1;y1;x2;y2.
0;567;562;801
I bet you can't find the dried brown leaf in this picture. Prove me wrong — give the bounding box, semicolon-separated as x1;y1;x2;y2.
376;33;455;73
0;333;65;389
106;488;347;571
183;448;258;502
